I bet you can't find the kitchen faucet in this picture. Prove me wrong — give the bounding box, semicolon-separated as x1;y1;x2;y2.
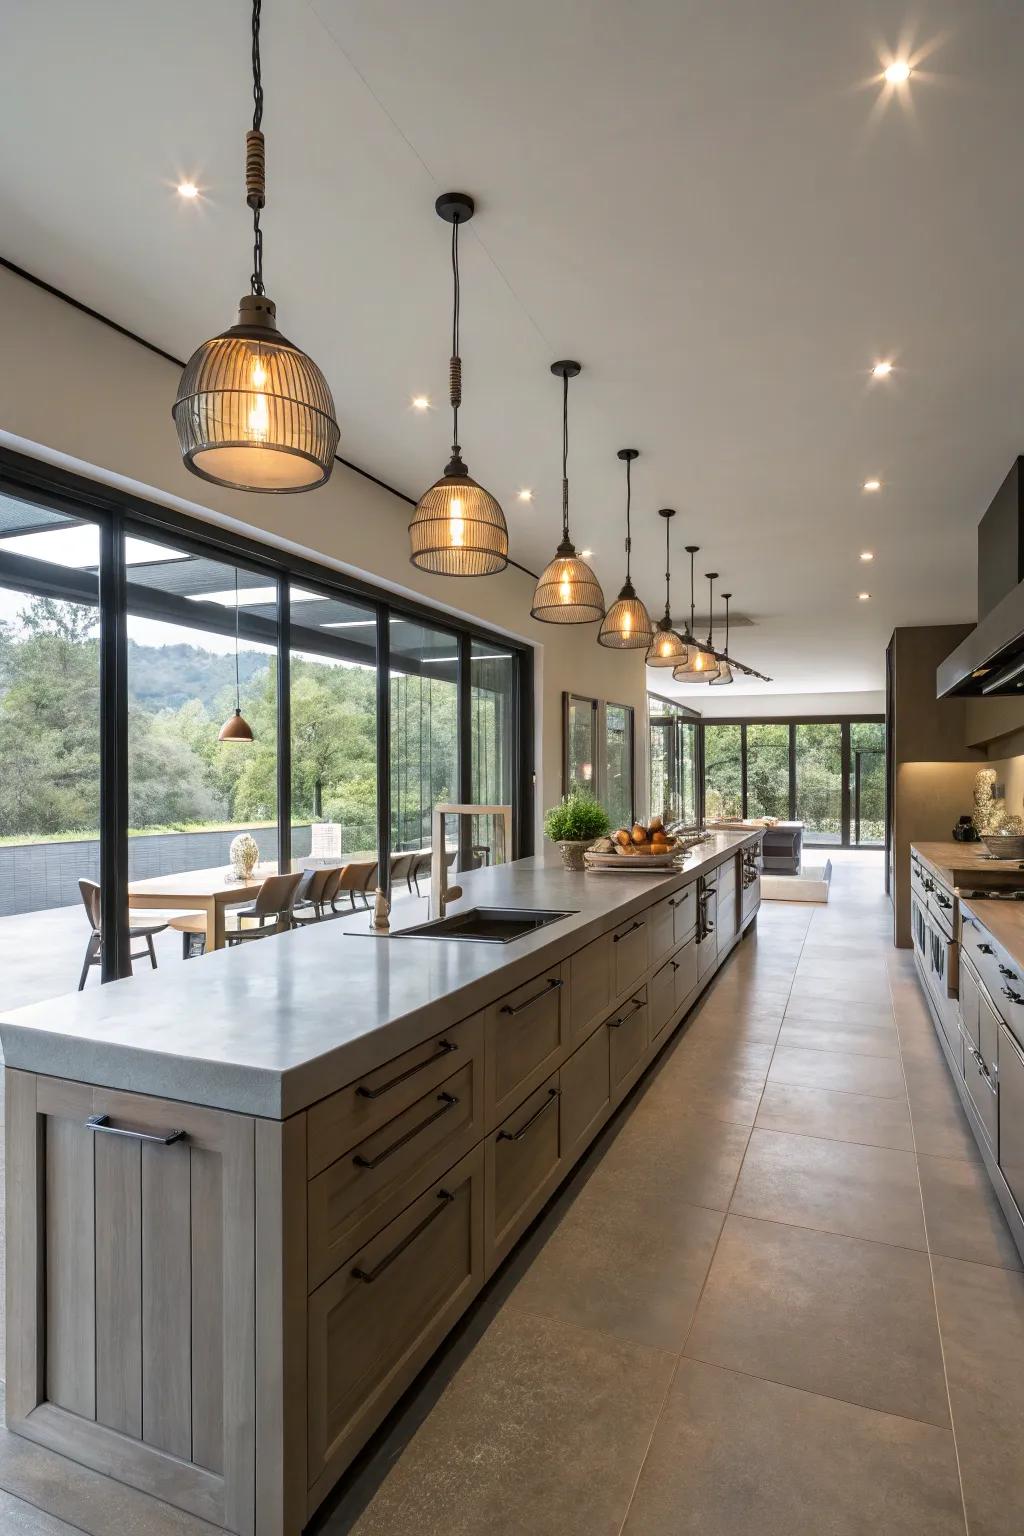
429;803;513;919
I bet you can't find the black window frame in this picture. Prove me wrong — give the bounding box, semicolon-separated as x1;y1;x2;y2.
0;445;534;980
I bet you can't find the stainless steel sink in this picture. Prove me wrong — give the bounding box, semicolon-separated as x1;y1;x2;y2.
393;906;574;943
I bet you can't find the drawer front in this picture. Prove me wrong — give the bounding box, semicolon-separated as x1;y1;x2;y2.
607;989;649;1093
560;1027;610;1166
612;914;650;997
963;1031;998;1148
959;910;1002;1001
486;962;567;1124
308;1056;481;1290
649;958;677;1045
673;934;698;1012
486;1074;561;1264
741;873;760;922
928;879;955;928
307;1013;483;1178
307;1144;484;1501
718;892;738;950
998;1023;1024;1216
990;946;1024;1042
978;988;1001;1077
672;884;697;945
648;895;676;967
717;856;738;905
959;956;981;1050
569;931;613;1041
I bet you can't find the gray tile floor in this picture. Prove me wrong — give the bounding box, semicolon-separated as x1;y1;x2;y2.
0;852;1022;1535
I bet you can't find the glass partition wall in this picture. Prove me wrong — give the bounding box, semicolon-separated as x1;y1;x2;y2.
563;695;635;827
648;696;697;826
0;449;532;1004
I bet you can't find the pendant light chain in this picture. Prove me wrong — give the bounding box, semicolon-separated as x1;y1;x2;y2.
624;454;633;583
248;0;266;297
561;369;570;541
663;513;671;618
449;215;462;453
706;573;716;646
689;547;696;635
234;570;242;709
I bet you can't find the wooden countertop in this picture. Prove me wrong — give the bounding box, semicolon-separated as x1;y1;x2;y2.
912;840;1024;891
960;895;1024;973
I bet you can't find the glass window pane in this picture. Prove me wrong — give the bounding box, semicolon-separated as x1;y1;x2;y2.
851;720;886;847
0;496;101;1007
795;722;842;843
605;704;633;830
290;584;378;864
566;695;596;792
704;724;742;820
126;544;279;908
681;721;697;823
471;640;515;863
390;617;458;856
746;723;790;819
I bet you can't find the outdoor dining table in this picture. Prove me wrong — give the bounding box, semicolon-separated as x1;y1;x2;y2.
127;862;283;951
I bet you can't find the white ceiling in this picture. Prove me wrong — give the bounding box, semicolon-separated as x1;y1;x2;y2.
2;0;1022;697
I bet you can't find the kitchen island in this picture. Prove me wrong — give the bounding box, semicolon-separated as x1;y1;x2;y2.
1;831;762;1536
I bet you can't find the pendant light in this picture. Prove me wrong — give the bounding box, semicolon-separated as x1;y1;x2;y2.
173;0;340;493
673;547;721;682
646;508;688;667
598;450;655;649
219;572;254;742
709;590;735;686
530;362;605;622
409;194;508;576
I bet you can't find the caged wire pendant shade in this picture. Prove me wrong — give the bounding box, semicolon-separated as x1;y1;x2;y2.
598;449;655;649
709;590;735;686
410;193;508;576
173;0;339;494
646;508;688;667
673;546;720;682
531;362;605;623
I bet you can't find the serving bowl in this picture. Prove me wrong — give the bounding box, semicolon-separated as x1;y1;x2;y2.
981;833;1024;860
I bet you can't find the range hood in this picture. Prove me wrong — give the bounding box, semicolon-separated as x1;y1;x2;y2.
938;457;1024;697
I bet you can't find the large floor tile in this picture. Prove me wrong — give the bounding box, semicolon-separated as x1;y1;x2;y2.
684;1216;949;1426
730;1128;927;1249
784;997;896;1027
755;1080;915;1151
508;1183;723;1351
0;1491;83;1535
918;1154;1022;1271
776;1016;901;1058
768;1044;906;1099
906;1076;983;1162
932;1255;1024;1536
667;1031;775;1075
348;1306;674;1536
621;1359;965;1536
597;1100;752;1213
649;1058;766;1127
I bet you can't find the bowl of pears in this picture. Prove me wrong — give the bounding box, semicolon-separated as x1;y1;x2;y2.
585;816;681;868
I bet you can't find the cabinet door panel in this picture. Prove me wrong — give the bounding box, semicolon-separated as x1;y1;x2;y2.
648;896;676;967
569;932;613;1040
608;991;649;1094
612;914;649;997
486;962;566;1122
672;884;697;945
649;959;676;1046
674;936;698;1012
486;1075;561;1267
560;1027;610;1167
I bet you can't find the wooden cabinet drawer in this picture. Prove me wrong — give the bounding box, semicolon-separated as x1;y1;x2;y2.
307;1144;484;1505
649;959;677;1046
307;1013;483;1178
718;892;738;949
959;957;981;1050
560;1027;610;1167
741;873;760;923
959;910;1003;1006
648;895;676;967
963;1030;998;1148
612;913;650;997
486;1074;561;1269
308;1055;482;1290
607;988;649;1094
672;883;697;945
979;988;1001;1077
718;857;737;905
569;931;613;1041
673;935;698;1013
485;962;567;1124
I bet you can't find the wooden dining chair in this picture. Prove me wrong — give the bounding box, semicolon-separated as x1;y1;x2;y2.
335;861;378;911
77;878;171;990
224;872;304;945
293;866;344;926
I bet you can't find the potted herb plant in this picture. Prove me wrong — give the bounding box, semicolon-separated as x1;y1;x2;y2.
543;787;611;871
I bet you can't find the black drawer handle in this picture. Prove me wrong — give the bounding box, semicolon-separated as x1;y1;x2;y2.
351;1189;455;1283
978;943;994;955
613;920;645;943
999;964;1017;981
86;1114;185;1147
670;960;680;972
607;997;644;1029
353;1092;459;1170
356;1039;457;1098
937;895;952;910
1003;984;1024;1006
497;1087;560;1142
500;978;564;1016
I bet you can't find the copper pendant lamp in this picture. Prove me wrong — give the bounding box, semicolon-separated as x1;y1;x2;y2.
709;590;735;686
673;548;720;682
173;0;340;493
409;194;508;576
646;508;688;667
598;449;655;649
531;362;605;622
219;572;254;743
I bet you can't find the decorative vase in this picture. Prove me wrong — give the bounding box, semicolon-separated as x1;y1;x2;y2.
557;840;591;872
229;832;260;881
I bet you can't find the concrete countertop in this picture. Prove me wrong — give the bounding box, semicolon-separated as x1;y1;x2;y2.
959;895;1024;976
0;832;759;1121
912;840;1024;891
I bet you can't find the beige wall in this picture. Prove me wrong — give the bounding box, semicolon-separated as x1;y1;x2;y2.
0;266;648;843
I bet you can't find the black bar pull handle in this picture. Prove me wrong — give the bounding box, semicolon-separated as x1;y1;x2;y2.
500;977;564;1015
613;920;645;943
351;1189;455;1283
497;1087;560;1142
353;1093;459;1170
978;943;995;955
356;1039;457;1098
86;1114;185;1147
607;997;644;1029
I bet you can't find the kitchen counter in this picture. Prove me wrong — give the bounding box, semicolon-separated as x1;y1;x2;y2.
0;831;758;1120
960;894;1024;974
913;839;1024;891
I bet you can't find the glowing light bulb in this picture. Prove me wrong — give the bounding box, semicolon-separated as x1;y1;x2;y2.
251;360;268;388
177;181;198;199
884;60;911;84
622;609;632;636
559;565;572;603
449;495;465;548
248;358;270;440
659;637;672;657
871;360;893;378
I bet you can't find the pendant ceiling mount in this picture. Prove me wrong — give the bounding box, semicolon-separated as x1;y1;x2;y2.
673;545;720;682
598;449;655;649
409;192;508;576
173;0;340;493
531;361;605;623
646;507;688;667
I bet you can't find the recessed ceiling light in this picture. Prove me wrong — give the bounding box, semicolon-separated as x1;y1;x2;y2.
862;479;881;492
177;181;199;199
581;549;593;559
517;488;533;502
858;591;871;601
411;395;430;411
860;550;874;562
884;61;912;84
871;360;894;378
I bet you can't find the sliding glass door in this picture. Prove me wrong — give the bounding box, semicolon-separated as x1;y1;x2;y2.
745;723;789;819
703;724;742;820
851;720;885;847
648;697;697;826
794;723;842;844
